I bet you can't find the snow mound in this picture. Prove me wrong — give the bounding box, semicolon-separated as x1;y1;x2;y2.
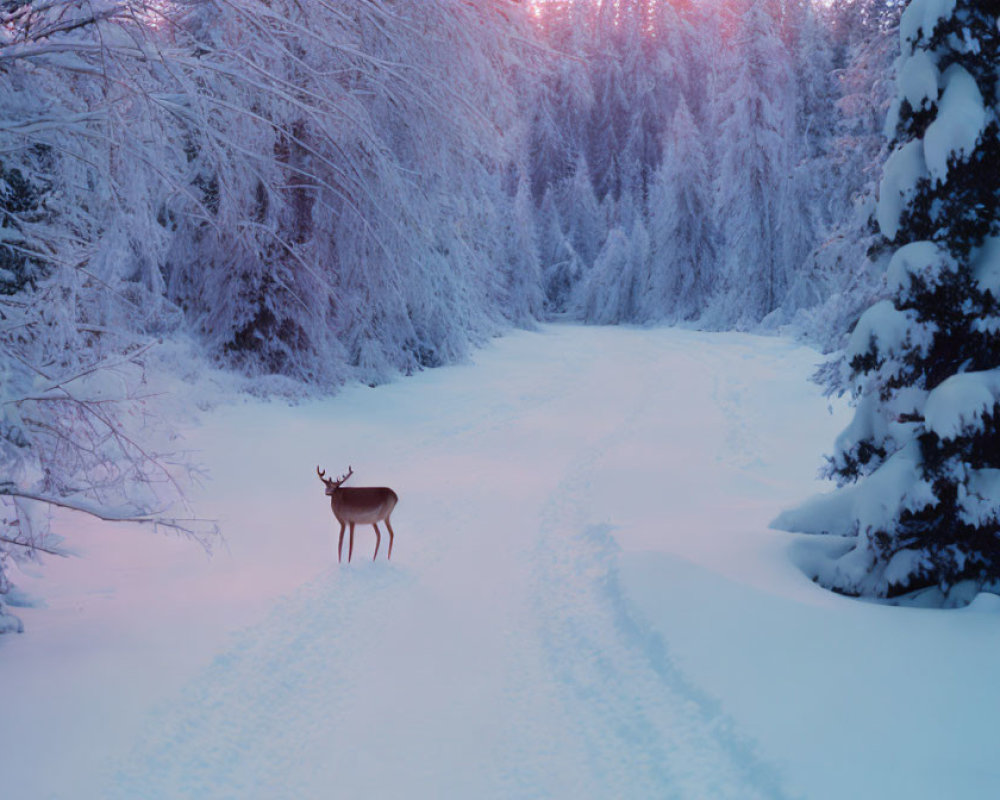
846;299;916;361
878;140;927;240
885;240;958;296
773;441;937;539
900;0;956;47
923;370;1000;440
963;591;1000;612
974;236;1000;295
898;50;939;112
959;468;1000;527
923;65;986;183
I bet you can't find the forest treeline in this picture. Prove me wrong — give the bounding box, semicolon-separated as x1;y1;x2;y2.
0;0;904;622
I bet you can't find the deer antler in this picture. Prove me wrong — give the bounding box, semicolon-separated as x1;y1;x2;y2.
318;465;353;487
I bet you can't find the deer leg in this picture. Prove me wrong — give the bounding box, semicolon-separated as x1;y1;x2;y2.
372;523;381;561
385;518;395;560
349;522;356;563
337;522;346;563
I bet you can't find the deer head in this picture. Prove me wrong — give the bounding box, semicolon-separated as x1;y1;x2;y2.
317;465;353;496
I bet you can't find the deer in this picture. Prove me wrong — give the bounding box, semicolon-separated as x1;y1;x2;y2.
317;466;399;563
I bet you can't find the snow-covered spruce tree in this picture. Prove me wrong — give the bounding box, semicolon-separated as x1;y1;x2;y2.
497;179;544;326
537;188;582;314
527;3;594;205
577;219;651;325
556;158;605;274
707;0;798;328
787;1;901;351
585;30;629;204
775;0;1000;603
651;1;697;123
781;0;839;306
646;95;716;321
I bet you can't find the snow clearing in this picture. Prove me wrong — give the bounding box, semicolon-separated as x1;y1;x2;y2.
2;326;999;799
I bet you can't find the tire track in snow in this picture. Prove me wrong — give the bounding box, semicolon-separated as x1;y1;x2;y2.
531;359;793;799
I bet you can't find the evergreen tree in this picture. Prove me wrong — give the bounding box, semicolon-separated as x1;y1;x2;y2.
788;0;838;265
576;218;650;325
587;54;628;204
651;1;696;122
498;179;545;326
527;3;594;204
776;0;1000;603
647;96;716;321
708;0;797;327
557;158;605;271
0;155;47;296
789;1;901;351
537;189;582;314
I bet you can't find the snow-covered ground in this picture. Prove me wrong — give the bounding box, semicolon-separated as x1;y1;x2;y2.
2;325;999;799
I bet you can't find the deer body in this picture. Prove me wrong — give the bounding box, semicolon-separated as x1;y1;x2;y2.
318;466;398;562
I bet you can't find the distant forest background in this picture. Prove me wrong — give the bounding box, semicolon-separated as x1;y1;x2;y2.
0;0;901;615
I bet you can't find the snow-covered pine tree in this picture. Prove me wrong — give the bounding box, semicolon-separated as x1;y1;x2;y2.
557;158;605;272
497;179;545;327
786;0;838;280
577;218;650;325
0;155;46;297
537;189;582;314
617;7;662;203
707;0;798;327
775;0;1000;603
527;4;594;204
651;1;696;122
647;95;716;321
787;1;901;351
586;40;629;203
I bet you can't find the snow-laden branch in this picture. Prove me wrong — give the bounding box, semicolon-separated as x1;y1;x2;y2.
0;0;537;631
0;489;216;539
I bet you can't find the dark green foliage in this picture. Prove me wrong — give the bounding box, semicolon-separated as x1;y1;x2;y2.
896;122;1000;254
0;158;48;295
892;407;1000;596
820;0;1000;599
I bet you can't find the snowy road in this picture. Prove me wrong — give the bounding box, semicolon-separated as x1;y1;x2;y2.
102;328;789;798
6;326;999;799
